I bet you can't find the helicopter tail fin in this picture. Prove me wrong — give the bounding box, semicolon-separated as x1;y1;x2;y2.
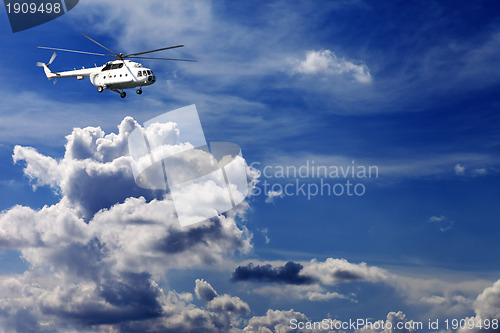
36;52;57;79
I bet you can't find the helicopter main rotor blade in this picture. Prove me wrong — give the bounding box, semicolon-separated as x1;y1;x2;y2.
82;34;119;57
123;45;184;58
126;56;197;62
48;52;57;65
38;46;114;57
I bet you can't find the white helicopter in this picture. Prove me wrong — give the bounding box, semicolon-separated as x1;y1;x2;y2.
36;34;195;98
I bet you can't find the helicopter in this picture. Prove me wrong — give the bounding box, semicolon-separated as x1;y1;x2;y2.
36;34;196;98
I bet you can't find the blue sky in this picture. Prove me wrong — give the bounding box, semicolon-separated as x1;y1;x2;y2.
1;1;500;332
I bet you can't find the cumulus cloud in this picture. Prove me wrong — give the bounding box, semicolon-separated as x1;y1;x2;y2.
0;116;258;331
292;50;372;83
207;294;250;316
473;279;500;320
12;146;60;189
355;311;418;333
243;307;348;332
231;258;391;303
232;258;388;287
195;278;218;301
244;309;309;333
13;117;158;221
457;279;500;333
232;257;490;312
193;280;251;329
301;258;388;285
2;115;499;332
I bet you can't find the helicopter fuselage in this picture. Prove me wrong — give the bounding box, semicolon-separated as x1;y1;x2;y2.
37;34;193;98
90;60;156;90
39;58;156;97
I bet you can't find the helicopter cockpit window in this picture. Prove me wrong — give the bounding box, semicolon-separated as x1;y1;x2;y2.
103;63;124;71
142;70;147;76
147;70;152;75
137;71;142;77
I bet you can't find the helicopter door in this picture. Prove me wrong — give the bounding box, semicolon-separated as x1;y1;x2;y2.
92;73;104;87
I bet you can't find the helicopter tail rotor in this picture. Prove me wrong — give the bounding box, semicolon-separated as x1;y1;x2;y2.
36;52;57;79
36;52;57;68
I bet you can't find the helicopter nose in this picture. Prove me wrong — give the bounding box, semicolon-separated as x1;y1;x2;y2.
147;71;156;84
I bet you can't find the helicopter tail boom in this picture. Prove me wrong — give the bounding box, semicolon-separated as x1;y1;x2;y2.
36;51;100;80
41;63;57;80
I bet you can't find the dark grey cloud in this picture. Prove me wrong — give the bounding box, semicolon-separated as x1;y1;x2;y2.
232;261;315;285
37;272;162;327
155;217;243;255
47;238;106;281
62;162;161;222
332;269;363;281
12;309;39;333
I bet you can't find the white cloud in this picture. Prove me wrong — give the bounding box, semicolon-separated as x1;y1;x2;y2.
195;278;218;302
428;215;453;232
306;290;353;302
206;294;250;316
252;283;354;303
355;311;418;333
472;168;487;176
12;146;60;189
244;309;309;333
0;116;259;331
392;276;491;319
292;50;372;84
429;215;446;223
301;258;388;285
1;2;500;330
455;163;466;176
265;189;283;204
473;279;500;320
457;279;500;333
232;257;493;320
260;228;271;244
